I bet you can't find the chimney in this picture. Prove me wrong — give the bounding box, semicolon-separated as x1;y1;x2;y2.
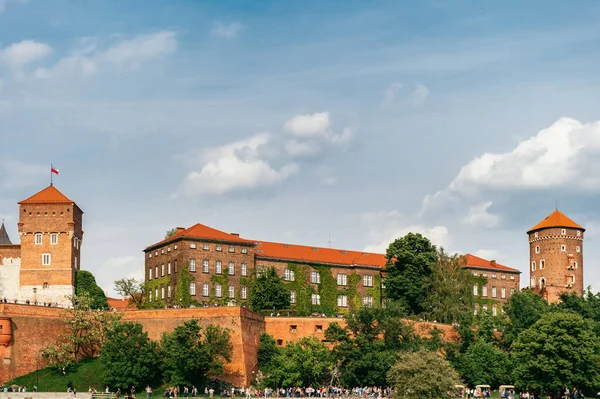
490;260;497;266
230;233;239;237
176;227;185;233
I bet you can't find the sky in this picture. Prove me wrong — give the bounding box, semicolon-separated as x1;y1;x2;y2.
2;0;600;296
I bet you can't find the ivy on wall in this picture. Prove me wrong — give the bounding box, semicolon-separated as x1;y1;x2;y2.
209;268;230;305
143;277;170;309
365;273;382;308
173;263;196;307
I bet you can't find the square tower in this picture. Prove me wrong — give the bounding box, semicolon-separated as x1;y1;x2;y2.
17;185;83;306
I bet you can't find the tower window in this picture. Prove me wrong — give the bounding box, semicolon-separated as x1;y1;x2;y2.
42;253;51;266
535;245;540;254
531;261;536;271
576;246;581;253
35;233;43;245
540;259;545;269
561;245;566;252
561;229;566;235
50;233;58;245
43;282;49;289
577;231;581;237
534;232;538;238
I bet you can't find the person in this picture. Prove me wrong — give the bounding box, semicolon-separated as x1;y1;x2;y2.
147;386;153;398
106;386;110;394
74;387;77;396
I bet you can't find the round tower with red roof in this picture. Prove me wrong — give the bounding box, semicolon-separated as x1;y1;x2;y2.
527;209;584;303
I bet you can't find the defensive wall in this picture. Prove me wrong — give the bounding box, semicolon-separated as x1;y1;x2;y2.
0;304;458;388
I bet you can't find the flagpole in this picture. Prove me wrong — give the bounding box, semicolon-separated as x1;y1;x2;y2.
50;164;53;186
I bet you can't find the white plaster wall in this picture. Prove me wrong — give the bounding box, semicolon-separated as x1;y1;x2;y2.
0;260;21;301
19;285;74;307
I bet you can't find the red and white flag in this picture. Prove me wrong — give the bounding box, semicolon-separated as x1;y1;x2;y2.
51;166;59;175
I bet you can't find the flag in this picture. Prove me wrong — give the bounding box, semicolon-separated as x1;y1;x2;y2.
51;167;59;175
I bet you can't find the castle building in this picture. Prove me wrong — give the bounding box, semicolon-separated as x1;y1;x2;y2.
527;209;584;303
143;223;520;314
0;185;83;307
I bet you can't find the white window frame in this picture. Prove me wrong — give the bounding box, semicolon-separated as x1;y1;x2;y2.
492;286;497;298
42;253;51;266
540;259;545;269
492;305;497;316
190;243;197;249
501;287;506;299
531;261;536;271
216;261;222;274
473;272;478;277
228;285;235;298
50;233;58;245
561;245;566;252
241;247;248;254
241;263;247;276
337;295;348;307
241;286;248;299
311;271;320;284
161;264;165;276
284;269;295;281
290;290;296;304
473;284;478;296
189;258;196;272
161;287;165;299
202;283;209;297
576;246;581;253
561;229;566;235
216;245;222;252
501;274;506;280
577;231;581;237
491;273;497;279
189;282;196;296
228;262;235;275
228;246;235;253
215;284;222;297
203;244;209;250
74;256;78;269
35;233;43;245
337;273;347;286
311;294;321;305
363;275;373;287
168;262;172;275
482;285;488;297
363;295;373;307
534;232;539;238
149;268;153;280
167;285;171;297
202;259;209;273
535;245;540;254
155;266;158;278
510;275;515;280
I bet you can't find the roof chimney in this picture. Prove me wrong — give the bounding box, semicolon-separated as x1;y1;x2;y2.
230;233;239;237
490;260;497;266
176;227;185;233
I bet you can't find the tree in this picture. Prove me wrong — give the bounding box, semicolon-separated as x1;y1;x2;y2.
114;278;145;309
165;228;177;239
75;270;109;310
384;233;438;315
422;249;475;324
387;349;461;399
557;289;600;334
100;322;161;390
160;320;232;387
512;312;600;394
457;340;512;387
257;332;280;369
502;290;549;347
249;267;291;311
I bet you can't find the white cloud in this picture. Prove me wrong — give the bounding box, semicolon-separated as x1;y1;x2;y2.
409;83;429;105
283;112;331;137
284;139;323;157
181;133;298;196
211;21;244;38
472;249;499;259
382;82;403;106
33;31;177;79
464;201;500;228
0;40;53;68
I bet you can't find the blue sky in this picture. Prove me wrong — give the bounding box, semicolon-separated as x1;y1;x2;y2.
2;0;600;295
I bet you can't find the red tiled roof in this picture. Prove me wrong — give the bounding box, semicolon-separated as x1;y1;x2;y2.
107;297;136;311
145;223;254;251
527;210;584;233
463;254;520;273
255;240;387;268
18;185;72;204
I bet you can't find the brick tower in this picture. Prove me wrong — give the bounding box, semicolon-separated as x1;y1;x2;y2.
16;185;83;306
527;209;584;303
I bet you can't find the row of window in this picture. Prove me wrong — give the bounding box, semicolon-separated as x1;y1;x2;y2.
24;210;69;217
531;259;579;271
149;244;249;258
533;230;581;238
473;285;513;299
33;233;81;249
293;270;375;287
472;271;515;281
534;245;580;253
474;303;499;316
38;254;78;268
148;259;251;279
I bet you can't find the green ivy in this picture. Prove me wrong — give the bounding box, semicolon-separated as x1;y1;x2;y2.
366;273;382;308
173;264;195;307
207;268;230;305
143;277;170;309
284;264;314;316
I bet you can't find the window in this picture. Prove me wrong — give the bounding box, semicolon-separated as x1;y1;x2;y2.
202;259;209;273
311;271;321;284
167;286;171;297
161;264;165;276
167;247;171;252
570;275;576;284
290;290;296;304
155;251;158;256
43;282;49;289
241;263;247;276
290;325;297;333
577;231;581;237
241;247;248;254
312;294;321;305
363;275;373;287
216;245;222;252
501;288;506;299
228;262;235;275
190;243;197;249
149;268;153;280
229;246;235;253
284;269;295;281
276;339;283;346
203;244;209;250
228;285;235;298
482;286;488;297
363;295;374;307
74;256;78;269
42;253;51;266
534;232;539;238
535;245;540;254
482;272;488;278
510;275;515;281
492;305;498;316
161;287;165;299
337;273;347;286
574;261;578;269
189;258;196;272
174;245;178;250
474;304;479;316
50;233;58;245
530;276;536;287
531;261;536;271
492;286;497;298
35;233;43;245
576;246;581;253
501;274;506;280
540;259;545;269
241;286;248;299
562;229;566;235
473;272;478;277
482;304;488;312
215;284;222;297
337;295;348;307
161;249;164;254
155;288;158;300
510;288;515;295
473;284;478;296
202;283;209;297
168;262;172;275
492;273;497;279
189;282;196;296
216;261;222;274
149;253;152;259
155;266;158;278
561;245;566;252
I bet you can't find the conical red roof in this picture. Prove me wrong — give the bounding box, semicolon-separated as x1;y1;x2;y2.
527;210;584;233
18;185;72;204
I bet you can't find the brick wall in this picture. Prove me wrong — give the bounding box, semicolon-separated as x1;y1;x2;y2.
0;246;21;266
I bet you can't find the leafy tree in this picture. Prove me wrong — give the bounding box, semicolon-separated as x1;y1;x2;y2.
502;290;549;347
387;349;461;399
100;322;161;389
556;289;600;334
423;249;475;324
41;293;123;369
75;270;108;310
257;332;280;369
457;340;512;387
263;337;332;388
249;267;291;311
173;264;195;308
384;233;437;315
512;312;600;394
160;320;232;387
165;228;177;239
114;278;145;309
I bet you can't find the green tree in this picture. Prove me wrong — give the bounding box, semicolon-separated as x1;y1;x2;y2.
423;249;475;324
457;340;512;387
249;267;291;311
75;270;108;310
387;349;461;399
512;312;600;394
100;322;161;390
114;278;145;309
556;289;600;334
257;332;280;369
160;320;232;387
165;228;177;239
384;233;437;315
503;290;549;347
